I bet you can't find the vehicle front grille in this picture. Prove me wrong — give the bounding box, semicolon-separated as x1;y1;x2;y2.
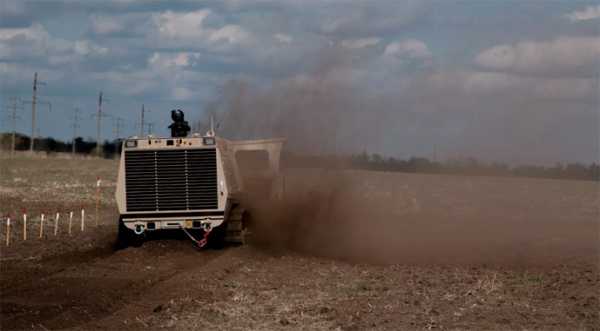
124;149;218;212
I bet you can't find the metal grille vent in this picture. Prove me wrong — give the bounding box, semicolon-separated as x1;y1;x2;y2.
125;149;218;212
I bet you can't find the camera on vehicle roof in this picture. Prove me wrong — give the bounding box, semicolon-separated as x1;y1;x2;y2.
169;109;191;138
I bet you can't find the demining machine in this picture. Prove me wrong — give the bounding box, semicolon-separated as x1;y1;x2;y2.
115;109;284;248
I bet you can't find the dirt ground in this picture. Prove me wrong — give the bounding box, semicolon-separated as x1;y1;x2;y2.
0;155;598;330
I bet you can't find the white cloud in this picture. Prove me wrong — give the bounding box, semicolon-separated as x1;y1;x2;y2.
274;33;292;44
384;39;431;59
475;36;600;77
341;37;381;49
111;0;142;4
0;23;48;41
173;86;194;101
0;23;111;69
74;40;108;56
208;24;248;44
462;71;519;94
90;15;124;35
565;5;600;22
155;10;210;39
91;69;158;95
149;52;196;69
145;51;224;101
152;10;251;47
0;62;58;85
319;1;425;36
0;24;53;60
426;70;596;100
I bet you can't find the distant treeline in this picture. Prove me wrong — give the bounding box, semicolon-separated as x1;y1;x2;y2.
2;132;597;181
283;152;599;182
0;133;121;157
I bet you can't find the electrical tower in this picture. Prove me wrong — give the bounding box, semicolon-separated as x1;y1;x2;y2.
113;116;125;140
139;104;151;137
71;107;81;155
140;104;145;137
27;72;50;152
4;97;23;156
147;122;155;135
93;91;109;157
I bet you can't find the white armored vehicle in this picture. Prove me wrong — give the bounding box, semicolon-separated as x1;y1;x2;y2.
115;110;284;247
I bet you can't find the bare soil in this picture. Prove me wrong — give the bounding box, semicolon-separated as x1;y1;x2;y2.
0;156;598;330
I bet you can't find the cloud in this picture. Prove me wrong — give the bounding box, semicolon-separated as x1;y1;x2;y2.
0;23;113;73
0;23;52;42
318;1;426;37
274;33;292;44
90;15;125;36
0;61;64;90
173;86;194;100
566;5;600;22
149;52;195;69
208;24;248;43
74;40;109;57
152;10;251;47
0;24;53;60
0;1;32;27
383;39;432;65
144;51;233;101
155;10;210;39
458;71;596;100
341;37;381;49
1;1;597;164
475;36;600;77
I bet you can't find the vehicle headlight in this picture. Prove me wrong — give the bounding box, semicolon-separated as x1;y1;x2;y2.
125;140;138;148
203;137;215;145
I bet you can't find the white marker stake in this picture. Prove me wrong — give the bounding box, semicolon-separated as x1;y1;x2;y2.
54;212;60;236
39;213;45;239
6;217;11;246
23;213;27;241
68;211;73;235
96;178;101;226
81;209;85;232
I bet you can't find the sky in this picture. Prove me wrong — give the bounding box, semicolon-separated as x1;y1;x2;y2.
0;0;598;165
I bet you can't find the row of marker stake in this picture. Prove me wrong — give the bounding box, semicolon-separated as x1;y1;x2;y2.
3;210;86;246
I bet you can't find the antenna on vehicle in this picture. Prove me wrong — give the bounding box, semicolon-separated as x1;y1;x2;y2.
206;116;215;137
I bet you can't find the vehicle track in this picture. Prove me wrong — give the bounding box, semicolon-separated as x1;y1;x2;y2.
1;238;227;330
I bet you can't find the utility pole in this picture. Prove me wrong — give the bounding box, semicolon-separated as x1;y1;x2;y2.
140;104;145;137
29;72;47;152
4;97;22;157
147;122;155;135
96;92;103;157
113;116;124;140
71;107;81;155
93;91;109;157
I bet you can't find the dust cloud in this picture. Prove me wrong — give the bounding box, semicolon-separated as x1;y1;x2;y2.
245;169;598;267
198;49;598;267
196;49;387;156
